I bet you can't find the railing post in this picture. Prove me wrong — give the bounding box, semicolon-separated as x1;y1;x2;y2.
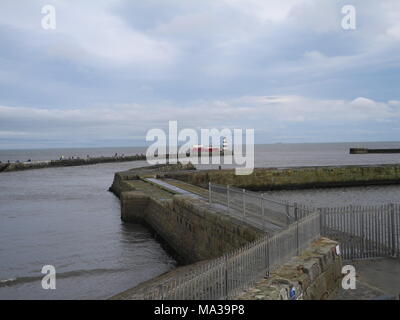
296;219;299;256
243;189;246;218
390;203;396;257
160;284;165;300
227;185;230;211
286;203;290;226
266;237;270;277
209;182;211;204
360;208;366;259
261;196;265;230
350;205;355;259
294;202;298;222
318;208;323;236
224;255;228;299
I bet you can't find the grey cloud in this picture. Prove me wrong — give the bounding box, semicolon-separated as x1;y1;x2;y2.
0;1;399;147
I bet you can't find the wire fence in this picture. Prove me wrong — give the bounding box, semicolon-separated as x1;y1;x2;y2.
135;212;321;300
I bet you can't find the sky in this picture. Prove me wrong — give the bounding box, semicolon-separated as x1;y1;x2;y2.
0;0;399;149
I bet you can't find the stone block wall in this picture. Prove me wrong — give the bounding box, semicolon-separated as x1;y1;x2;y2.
121;192;264;264
236;238;342;300
164;164;400;190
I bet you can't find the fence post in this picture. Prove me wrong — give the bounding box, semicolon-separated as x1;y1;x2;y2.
243;189;246;218
160;284;165;300
209;182;211;204
294;202;298;221
350;205;354;259
261;196;265;230
296;219;300;256
318;208;323;235
224;255;228;299
266;237;270;277
360;208;365;259
227;185;230;211
286;203;290;226
390;203;396;257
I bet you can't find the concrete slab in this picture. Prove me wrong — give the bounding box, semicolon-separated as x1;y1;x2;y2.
144;178;202;199
330;258;400;300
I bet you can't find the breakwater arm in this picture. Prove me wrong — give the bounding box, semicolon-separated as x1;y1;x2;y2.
350;148;400;154
110;164;343;300
0;154;146;173
163;164;400;191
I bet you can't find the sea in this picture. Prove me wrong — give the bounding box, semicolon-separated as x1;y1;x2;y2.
1;142;400;299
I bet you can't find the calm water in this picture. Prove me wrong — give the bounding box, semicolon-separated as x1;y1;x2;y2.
197;142;400;170
0;161;176;300
1;142;400;167
1;142;400;299
263;185;400;208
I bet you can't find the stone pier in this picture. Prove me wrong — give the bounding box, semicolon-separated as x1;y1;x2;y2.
109;164;348;299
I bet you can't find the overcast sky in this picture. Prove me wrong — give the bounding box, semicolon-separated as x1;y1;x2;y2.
0;0;399;149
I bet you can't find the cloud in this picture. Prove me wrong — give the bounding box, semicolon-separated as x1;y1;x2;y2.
1;95;399;147
0;1;399;147
0;0;177;67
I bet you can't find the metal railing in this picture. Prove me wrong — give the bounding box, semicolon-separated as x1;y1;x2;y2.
320;204;400;260
208;182;312;229
132;184;400;300
135;212;321;300
208;183;400;261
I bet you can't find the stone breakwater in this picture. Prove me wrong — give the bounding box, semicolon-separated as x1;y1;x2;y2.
164;163;400;190
110;163;262;265
109;164;344;300
0;154;146;173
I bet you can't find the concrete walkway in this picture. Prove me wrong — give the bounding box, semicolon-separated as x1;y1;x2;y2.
145;178;202;199
330;258;400;300
144;178;282;234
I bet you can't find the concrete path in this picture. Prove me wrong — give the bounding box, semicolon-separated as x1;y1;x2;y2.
145;178;202;198
144;178;282;234
330;258;400;300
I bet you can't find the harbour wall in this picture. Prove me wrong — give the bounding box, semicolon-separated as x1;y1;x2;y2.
110;164;263;264
120;189;264;264
0;154;146;173
110;164;346;299
163;164;400;191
